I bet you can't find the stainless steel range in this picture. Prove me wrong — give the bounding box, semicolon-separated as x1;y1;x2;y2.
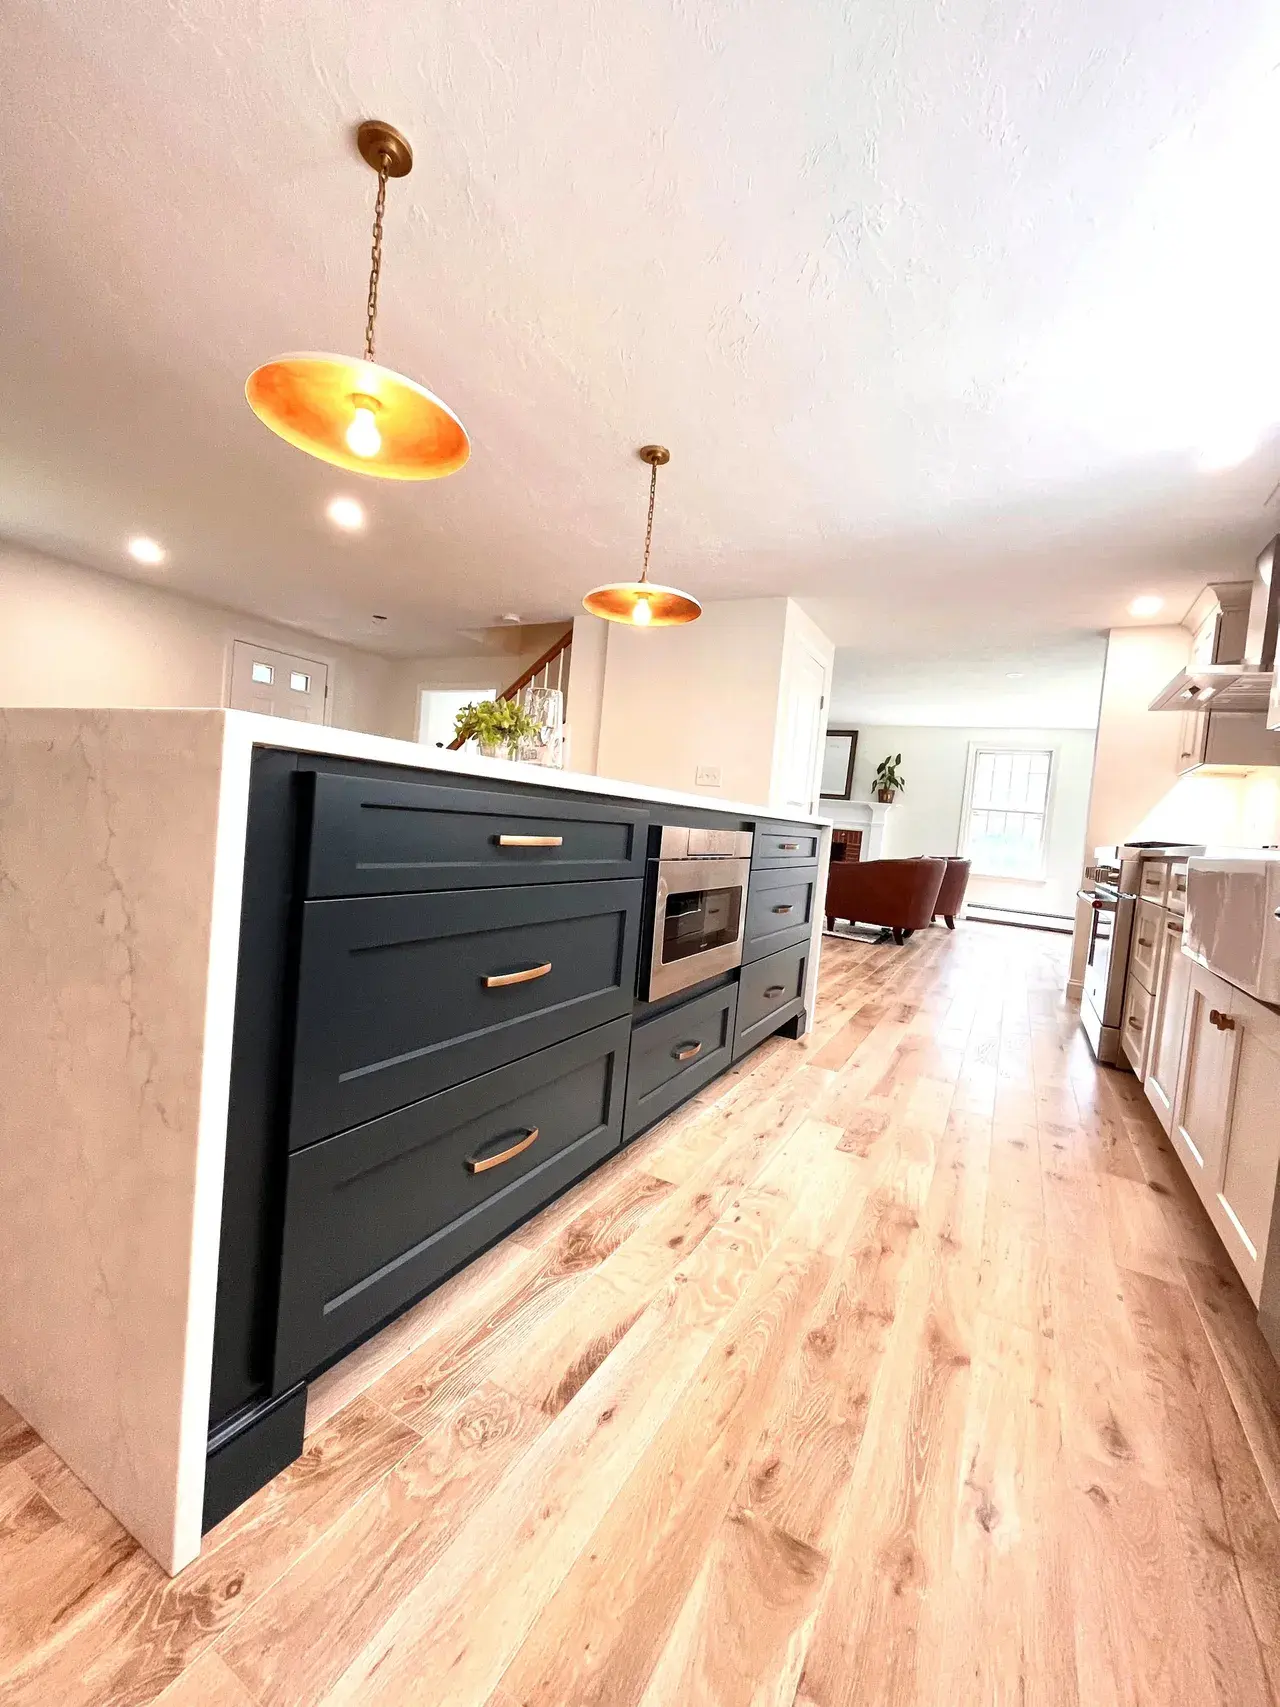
1079;841;1202;1065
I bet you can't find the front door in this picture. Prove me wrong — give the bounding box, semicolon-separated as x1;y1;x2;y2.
229;641;329;723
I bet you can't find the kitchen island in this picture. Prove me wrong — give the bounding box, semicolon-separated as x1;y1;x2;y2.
0;708;829;1574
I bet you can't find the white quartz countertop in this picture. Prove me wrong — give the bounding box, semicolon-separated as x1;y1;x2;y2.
223;709;831;825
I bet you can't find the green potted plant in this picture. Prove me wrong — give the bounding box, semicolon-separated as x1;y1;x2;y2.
453;696;540;759
873;753;905;803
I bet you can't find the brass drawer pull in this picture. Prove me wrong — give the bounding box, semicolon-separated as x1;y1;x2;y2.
484;962;552;988
1138;937;1153;949
496;834;563;848
772;904;794;914
673;1041;703;1062
764;984;786;998
467;1127;539;1174
1127;1016;1142;1030
778;841;800;850
1209;1009;1237;1032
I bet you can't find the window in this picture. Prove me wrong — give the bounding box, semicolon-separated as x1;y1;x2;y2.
250;661;274;685
289;671;311;692
963;748;1053;879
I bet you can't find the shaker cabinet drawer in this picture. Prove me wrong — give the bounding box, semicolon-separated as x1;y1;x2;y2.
753;821;822;868
1129;901;1163;994
734;941;809;1060
302;772;648;897
288;879;642;1146
275;1019;630;1384
742;863;817;964
624;981;738;1140
1121;975;1152;1075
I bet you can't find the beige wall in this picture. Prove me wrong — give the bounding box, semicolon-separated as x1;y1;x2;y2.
592;597;834;808
0;545;395;735
853;725;1097;919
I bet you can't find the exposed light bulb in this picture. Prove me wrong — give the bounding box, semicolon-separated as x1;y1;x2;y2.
345;397;382;459
1128;594;1165;618
127;536;166;566
631;594;652;627
326;496;365;531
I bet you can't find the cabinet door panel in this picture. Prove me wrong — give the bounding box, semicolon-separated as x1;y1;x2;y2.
1218;993;1280;1289
1171;964;1237;1198
1128;901;1162;993
1144;917;1192;1135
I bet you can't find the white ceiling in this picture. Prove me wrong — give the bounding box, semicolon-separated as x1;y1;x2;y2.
2;1;1279;658
828;633;1108;730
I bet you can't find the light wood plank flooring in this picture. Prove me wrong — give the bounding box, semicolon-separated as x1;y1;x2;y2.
5;922;1280;1706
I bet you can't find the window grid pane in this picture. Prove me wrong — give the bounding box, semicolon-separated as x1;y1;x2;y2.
965;748;1052;878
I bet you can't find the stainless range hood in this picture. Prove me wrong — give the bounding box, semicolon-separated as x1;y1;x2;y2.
1149;539;1278;713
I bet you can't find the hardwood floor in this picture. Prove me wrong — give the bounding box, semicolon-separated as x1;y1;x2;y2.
4;922;1280;1706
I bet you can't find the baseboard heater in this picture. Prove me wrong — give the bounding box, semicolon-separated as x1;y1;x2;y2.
964;902;1073;935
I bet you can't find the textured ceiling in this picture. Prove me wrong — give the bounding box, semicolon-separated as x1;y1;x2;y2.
1;1;1278;657
828;633;1107;729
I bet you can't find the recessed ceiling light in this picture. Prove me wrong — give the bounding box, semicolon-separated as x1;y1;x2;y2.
127;536;165;566
326;496;365;531
500;612;522;624
1005;672;1025;680
1128;594;1165;618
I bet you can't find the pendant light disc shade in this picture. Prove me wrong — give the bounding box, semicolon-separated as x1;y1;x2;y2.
246;353;470;480
582;579;702;625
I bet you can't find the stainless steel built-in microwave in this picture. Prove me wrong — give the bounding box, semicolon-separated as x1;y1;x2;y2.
644;826;754;1002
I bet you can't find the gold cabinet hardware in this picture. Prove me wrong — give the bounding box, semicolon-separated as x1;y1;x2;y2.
1138;937;1153;949
778;841;799;850
1127;1016;1142;1030
467;1127;539;1174
1209;1008;1237;1031
673;1041;703;1062
496;834;563;848
772;904;794;914
483;962;552;988
764;984;785;998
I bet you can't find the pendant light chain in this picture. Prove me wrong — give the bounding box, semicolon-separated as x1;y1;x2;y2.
363;157;390;363
640;457;658;585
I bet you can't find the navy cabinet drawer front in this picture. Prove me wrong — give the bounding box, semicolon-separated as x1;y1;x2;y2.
303;772;648;897
624;981;738;1140
275;1020;629;1385
289;879;642;1147
735;941;808;1059
742;864;817;964
753;821;821;868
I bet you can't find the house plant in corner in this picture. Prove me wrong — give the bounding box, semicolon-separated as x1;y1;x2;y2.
873;753;905;803
453;696;540;760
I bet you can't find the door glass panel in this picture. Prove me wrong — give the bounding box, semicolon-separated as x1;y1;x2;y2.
661;887;742;964
251;661;274;685
289;672;311;692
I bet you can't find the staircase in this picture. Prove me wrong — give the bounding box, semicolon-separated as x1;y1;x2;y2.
448;625;573;749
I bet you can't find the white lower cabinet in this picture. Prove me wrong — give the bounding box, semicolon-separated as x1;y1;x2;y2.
1144;916;1193;1133
1170;961;1280;1303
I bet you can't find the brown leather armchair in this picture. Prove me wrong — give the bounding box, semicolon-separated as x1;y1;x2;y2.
932;857;971;929
824;857;947;945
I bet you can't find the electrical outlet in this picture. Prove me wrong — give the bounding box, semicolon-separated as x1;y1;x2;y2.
695;764;722;788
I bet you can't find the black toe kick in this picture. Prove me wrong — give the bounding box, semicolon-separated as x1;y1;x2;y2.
203;1383;307;1534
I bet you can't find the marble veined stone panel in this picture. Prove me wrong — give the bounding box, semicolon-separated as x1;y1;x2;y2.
0;708;237;1571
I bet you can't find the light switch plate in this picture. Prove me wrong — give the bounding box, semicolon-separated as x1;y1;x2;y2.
695;764;722;787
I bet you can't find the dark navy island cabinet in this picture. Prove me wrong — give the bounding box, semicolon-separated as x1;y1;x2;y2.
203;749;819;1531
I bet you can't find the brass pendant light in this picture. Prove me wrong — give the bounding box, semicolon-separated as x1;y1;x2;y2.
583;445;701;626
246;121;469;480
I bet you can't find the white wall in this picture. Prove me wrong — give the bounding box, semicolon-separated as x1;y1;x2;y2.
853;724;1097;918
381;625;570;743
0;545;394;735
595;597;792;803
